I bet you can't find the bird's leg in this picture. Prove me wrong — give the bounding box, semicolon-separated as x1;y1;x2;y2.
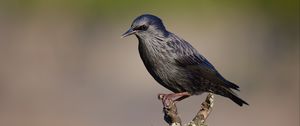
158;92;191;107
174;95;190;102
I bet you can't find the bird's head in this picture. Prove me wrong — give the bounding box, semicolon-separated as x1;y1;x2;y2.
122;14;168;39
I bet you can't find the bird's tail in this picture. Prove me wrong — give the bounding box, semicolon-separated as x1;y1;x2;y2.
227;92;249;106
213;86;249;106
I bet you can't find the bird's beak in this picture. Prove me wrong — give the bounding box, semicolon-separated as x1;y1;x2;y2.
121;28;136;38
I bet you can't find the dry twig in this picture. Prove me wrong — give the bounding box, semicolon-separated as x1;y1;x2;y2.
159;93;214;126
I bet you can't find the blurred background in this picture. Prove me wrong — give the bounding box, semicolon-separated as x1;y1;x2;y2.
0;0;299;126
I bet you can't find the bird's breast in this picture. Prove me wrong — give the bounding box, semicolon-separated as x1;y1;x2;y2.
138;40;183;85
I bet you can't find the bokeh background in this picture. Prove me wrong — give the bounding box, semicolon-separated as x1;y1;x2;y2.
0;0;299;126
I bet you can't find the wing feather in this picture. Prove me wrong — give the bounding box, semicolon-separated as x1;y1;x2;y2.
168;34;240;90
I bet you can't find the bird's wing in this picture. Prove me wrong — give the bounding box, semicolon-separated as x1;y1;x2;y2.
169;37;240;90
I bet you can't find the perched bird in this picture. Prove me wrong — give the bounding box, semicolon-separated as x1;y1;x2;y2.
122;14;248;106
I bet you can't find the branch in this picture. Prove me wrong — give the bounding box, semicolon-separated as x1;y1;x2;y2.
159;93;214;126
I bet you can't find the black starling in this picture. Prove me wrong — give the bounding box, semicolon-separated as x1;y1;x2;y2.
122;14;248;106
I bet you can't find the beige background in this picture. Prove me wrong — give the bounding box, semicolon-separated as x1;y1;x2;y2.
0;1;299;126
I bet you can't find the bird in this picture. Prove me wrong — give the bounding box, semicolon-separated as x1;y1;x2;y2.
122;14;248;106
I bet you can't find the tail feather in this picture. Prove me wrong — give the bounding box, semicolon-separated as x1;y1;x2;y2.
216;72;240;91
228;93;249;106
214;86;249;106
225;80;240;91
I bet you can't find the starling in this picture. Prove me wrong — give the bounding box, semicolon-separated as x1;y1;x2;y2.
122;14;248;106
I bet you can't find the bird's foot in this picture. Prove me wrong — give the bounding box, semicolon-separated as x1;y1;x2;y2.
158;92;191;107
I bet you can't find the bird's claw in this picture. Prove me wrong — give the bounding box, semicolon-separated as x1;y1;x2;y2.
158;92;191;107
158;93;174;107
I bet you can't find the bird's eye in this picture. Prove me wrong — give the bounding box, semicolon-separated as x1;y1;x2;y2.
133;25;148;31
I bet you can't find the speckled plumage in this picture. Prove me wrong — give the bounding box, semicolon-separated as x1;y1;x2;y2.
123;14;248;106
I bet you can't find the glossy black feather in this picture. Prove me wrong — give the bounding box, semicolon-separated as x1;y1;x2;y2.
170;36;240;91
